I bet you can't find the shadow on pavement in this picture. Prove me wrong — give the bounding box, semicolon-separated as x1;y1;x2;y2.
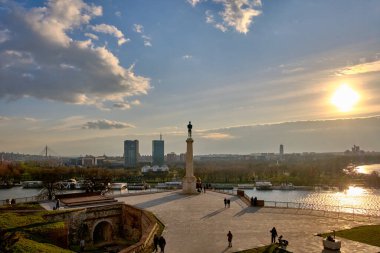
201;207;227;219
134;192;195;209
234;206;261;217
220;246;230;253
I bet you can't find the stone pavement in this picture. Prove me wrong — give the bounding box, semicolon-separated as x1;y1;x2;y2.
117;190;380;253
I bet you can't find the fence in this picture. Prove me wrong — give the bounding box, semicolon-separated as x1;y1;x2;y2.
239;192;380;219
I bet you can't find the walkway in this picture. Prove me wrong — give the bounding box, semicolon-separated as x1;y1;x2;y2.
116;190;380;253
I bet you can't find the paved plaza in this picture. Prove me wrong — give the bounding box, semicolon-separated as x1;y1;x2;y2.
117;190;380;253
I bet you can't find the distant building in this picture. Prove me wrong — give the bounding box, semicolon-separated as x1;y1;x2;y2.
179;153;186;162
141;165;169;173
124;140;139;168
152;135;164;166
280;144;284;157
166;152;178;162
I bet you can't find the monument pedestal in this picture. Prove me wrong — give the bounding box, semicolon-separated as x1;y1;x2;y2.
182;137;197;194
182;176;197;194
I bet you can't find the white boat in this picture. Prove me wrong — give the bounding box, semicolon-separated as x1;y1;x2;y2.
111;183;127;190
273;183;295;190
255;181;273;190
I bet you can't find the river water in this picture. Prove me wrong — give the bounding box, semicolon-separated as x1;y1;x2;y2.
1;164;380;213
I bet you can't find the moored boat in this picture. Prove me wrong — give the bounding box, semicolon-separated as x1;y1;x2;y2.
255;181;273;190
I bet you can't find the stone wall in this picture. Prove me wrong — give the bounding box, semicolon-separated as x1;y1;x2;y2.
44;203;159;252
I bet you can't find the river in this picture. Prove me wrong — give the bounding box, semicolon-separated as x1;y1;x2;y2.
355;164;380;175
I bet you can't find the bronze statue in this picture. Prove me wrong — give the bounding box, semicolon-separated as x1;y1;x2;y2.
187;121;192;138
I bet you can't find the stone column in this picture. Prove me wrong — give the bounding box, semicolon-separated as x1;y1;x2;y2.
182;137;197;194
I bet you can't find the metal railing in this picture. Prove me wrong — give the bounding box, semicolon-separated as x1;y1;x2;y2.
240;192;380;218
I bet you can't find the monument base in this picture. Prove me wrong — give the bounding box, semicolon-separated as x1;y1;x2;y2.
182;176;197;194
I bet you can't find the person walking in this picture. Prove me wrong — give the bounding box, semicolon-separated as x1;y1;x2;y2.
224;198;227;208
227;199;230;207
56;199;60;210
158;236;166;253
227;231;233;247
153;234;159;252
79;239;85;252
270;227;278;244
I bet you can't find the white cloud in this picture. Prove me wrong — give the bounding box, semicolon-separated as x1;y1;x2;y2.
0;1;150;108
187;0;202;7
82;119;135;130
205;10;228;32
281;67;305;74
182;54;193;60
217;0;262;34
133;24;144;33
0;29;10;43
142;35;152;47
91;23;129;45
115;11;121;17
336;60;380;76
84;32;99;40
202;1;262;33
201;132;234;140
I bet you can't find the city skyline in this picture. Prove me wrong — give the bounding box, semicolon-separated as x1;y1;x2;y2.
1;0;380;156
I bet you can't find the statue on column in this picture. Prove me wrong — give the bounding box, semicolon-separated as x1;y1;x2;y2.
187;121;192;138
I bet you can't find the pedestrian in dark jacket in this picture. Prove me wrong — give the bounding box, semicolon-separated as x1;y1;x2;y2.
227;199;230;207
153;234;159;252
158;236;166;253
227;231;233;247
224;198;227;208
270;227;278;244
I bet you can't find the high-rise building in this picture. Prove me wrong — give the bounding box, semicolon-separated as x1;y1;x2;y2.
152;134;164;166
124;140;139;168
279;144;284;156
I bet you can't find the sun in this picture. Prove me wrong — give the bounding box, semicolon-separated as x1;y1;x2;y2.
331;84;360;112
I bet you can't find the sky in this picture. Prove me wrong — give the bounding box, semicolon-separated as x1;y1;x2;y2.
1;0;380;156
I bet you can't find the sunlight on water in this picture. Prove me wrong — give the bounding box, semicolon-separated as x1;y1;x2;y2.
355;164;380;175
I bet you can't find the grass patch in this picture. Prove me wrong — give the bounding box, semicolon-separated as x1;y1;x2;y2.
0;202;43;211
321;225;380;247
13;237;73;253
0;209;72;253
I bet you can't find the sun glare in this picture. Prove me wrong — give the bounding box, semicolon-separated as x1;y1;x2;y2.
331;84;360;112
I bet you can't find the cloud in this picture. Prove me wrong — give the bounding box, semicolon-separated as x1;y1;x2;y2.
202;1;262;33
205;10;228;32
112;102;131;110
82;119;135;130
0;29;10;43
217;0;262;34
132;24;152;47
142;35;152;47
188;0;202;7
182;54;193;60
91;23;129;45
0;0;150;108
336;60;380;76
281;67;305;74
84;32;99;40
201;132;234;140
115;11;121;17
133;24;144;33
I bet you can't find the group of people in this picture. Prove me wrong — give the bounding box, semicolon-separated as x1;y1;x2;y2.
250;196;258;206
223;198;231;208
153;234;166;253
5;198;16;205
